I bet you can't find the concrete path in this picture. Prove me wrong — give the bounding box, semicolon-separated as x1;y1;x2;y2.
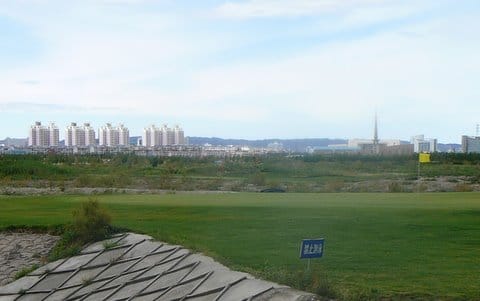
0;233;318;301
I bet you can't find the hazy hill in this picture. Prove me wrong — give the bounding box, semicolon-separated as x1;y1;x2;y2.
0;137;27;147
187;137;347;152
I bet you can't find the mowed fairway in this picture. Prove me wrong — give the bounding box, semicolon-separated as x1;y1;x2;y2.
1;192;479;300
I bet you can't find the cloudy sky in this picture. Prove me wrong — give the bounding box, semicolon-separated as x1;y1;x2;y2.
1;0;479;142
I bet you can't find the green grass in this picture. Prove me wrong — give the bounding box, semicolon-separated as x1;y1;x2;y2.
1;192;479;300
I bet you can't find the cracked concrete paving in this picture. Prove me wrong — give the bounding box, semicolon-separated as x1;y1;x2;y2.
0;233;318;301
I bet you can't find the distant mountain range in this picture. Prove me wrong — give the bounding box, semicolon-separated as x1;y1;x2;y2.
187;137;347;152
187;137;462;153
0;137;27;147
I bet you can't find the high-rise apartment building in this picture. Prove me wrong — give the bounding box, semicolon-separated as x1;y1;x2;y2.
173;125;185;145
29;122;46;147
99;123;128;147
143;125;160;147
65;122;96;147
84;123;96;146
118;124;130;146
65;122;84;147
28;121;59;147
161;124;171;146
142;124;186;147
48;123;60;147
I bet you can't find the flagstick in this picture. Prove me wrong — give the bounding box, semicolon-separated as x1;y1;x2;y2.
417;159;420;193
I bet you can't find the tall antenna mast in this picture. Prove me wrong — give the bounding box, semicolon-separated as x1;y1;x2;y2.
476;123;479;137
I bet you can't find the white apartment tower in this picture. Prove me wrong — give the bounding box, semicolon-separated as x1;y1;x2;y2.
99;123;116;146
118;124;130;146
143;124;186;147
99;123;128;147
160;124;175;145
65;122;85;147
48;122;60;147
143;125;161;147
29;122;46;147
29;121;59;147
173;125;185;145
84;123;96;146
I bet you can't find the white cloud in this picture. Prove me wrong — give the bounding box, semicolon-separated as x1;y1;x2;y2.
214;0;390;19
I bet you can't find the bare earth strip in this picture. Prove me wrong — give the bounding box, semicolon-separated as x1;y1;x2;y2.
0;233;60;286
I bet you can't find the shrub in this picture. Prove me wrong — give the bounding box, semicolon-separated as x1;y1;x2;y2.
455;183;473;192
48;228;83;261
388;181;403;193
72;198;112;243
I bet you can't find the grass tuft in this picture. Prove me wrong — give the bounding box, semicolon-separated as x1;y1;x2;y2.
14;264;40;280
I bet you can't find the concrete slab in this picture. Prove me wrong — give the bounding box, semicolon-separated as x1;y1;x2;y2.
117;233;153;246
216;279;274;301
133;289;167;301
142;266;193;292
0;295;19;301
155;277;204;301
15;292;49;301
81;287;118;301
253;288;319;301
85;246;129;267
54;253;98;271
61;266;105;287
121;240;161;259
29;259;66;276
81;234;126;254
29;272;72;291
0;276;40;295
68;278;113;299
183;290;223;301
95;258;138;279
43;286;80;301
108;279;151;300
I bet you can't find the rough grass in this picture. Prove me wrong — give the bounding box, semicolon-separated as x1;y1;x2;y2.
1;193;479;300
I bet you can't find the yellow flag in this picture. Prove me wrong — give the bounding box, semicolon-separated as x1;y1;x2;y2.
419;153;431;163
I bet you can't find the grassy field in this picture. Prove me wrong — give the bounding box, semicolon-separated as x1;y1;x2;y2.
1;192;479;300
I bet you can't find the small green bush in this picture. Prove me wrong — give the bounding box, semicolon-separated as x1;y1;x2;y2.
49;199;113;261
388;181;403;193
72;198;112;243
455;183;473;192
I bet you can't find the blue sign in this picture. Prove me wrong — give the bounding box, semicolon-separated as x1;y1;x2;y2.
300;238;324;259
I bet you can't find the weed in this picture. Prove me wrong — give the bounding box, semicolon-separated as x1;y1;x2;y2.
15;264;40;279
82;277;94;286
103;240;119;250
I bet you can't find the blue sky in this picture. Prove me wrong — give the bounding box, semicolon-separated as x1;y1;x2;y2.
1;0;479;142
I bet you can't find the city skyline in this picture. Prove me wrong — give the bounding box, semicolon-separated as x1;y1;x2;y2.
26;121;186;147
1;1;480;142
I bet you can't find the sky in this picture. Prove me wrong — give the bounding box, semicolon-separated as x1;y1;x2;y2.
1;0;479;143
